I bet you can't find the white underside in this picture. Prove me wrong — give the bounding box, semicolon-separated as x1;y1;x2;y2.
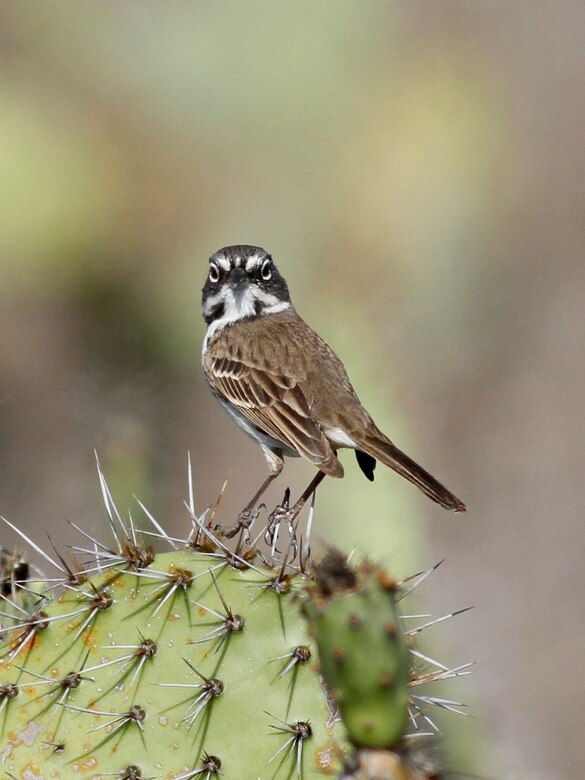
217;395;299;459
323;426;357;448
218;408;357;461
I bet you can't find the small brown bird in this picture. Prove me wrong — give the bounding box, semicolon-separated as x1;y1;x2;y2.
201;245;466;521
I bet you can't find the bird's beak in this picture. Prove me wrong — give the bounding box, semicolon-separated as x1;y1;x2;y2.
229;267;247;288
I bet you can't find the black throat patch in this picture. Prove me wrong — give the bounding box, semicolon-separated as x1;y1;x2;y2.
204;300;225;325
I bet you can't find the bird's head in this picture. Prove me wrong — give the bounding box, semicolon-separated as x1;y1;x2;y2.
201;245;291;326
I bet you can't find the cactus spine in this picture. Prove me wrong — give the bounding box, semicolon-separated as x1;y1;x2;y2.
0;469;469;779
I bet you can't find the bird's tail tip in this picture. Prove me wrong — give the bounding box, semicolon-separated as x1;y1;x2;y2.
361;433;467;513
447;495;467;513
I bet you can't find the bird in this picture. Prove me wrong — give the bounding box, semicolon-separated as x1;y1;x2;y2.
201;245;466;526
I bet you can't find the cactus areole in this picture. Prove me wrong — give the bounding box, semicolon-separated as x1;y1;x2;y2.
0;469;468;779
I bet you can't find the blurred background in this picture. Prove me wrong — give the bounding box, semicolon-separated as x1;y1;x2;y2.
1;2;584;778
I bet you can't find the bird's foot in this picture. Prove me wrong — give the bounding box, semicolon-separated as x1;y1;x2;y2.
265;488;298;556
222;504;265;540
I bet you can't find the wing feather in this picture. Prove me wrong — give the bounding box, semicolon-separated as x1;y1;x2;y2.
208;343;341;474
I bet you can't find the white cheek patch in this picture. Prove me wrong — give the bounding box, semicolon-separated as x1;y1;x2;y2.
265;300;290;315
248;288;292;317
251;288;276;309
202;291;225;319
202;286;291;354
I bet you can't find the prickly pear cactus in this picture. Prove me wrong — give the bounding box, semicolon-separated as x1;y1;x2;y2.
0;468;469;779
0;546;347;778
303;550;410;750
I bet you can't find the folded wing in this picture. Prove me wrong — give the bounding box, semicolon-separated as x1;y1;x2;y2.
210;352;343;478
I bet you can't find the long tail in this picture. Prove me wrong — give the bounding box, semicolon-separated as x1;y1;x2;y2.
359;431;466;512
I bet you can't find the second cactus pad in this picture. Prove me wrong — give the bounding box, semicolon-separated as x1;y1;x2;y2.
303;550;410;750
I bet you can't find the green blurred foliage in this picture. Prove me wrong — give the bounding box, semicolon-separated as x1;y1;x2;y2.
0;1;495;570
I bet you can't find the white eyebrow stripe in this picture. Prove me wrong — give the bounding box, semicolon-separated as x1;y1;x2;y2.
213;255;231;273
245;254;264;271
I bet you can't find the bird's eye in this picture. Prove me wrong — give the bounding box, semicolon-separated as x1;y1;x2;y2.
208;264;220;283
261;259;272;281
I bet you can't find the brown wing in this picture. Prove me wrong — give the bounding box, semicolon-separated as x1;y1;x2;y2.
205;324;343;477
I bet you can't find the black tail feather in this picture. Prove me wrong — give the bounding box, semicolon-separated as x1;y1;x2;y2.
355;450;377;481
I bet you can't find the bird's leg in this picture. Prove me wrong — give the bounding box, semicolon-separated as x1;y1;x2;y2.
289;470;327;518
224;447;285;540
223;472;280;539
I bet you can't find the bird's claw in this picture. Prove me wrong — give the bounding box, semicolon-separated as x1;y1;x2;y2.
222;503;265;540
265;488;297;553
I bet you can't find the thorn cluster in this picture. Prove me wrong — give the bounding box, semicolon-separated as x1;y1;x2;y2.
0;455;470;779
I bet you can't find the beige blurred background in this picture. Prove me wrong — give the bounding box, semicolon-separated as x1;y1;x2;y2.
1;2;584;778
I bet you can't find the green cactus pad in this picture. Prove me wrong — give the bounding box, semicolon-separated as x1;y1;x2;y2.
0;549;345;779
0;471;469;780
303;552;410;750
